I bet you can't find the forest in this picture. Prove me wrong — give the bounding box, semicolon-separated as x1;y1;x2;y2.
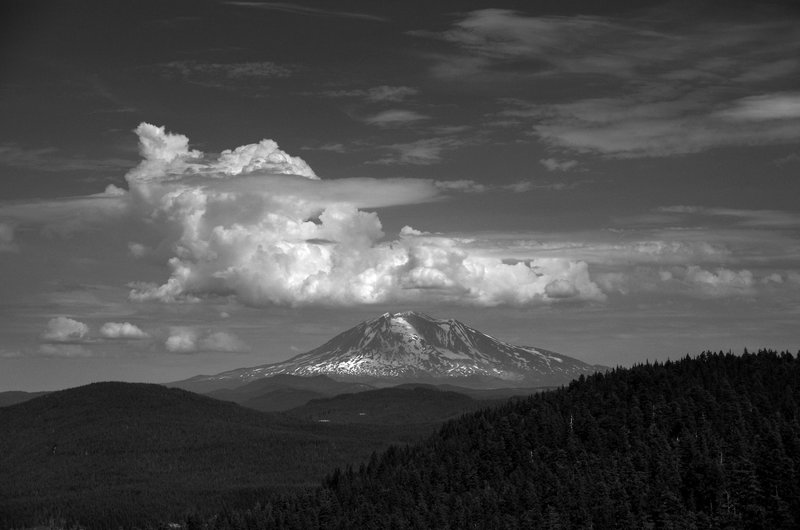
197;350;800;529
3;350;799;529
0;382;432;529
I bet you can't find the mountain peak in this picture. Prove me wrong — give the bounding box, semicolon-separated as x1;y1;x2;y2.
172;312;603;390
376;310;433;320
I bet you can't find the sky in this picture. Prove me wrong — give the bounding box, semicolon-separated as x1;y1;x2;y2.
1;0;799;391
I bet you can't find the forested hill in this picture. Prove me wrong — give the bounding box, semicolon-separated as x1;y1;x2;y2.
0;382;429;529
212;350;800;529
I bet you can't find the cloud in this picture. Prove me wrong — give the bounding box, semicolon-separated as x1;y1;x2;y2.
0;143;134;172
363;109;429;127
716;92;800;121
161;60;293;80
201;331;250;352
165;327;198;353
99;322;149;340
165;327;249;353
420;9;800;157
531;94;800;157
303;142;348;153
544;278;580;299
665;266;755;297
0;188;129;237
0;223;17;252
435;180;488;193
158;61;294;93
591;263;787;299
225;2;387;22
121;123;605;307
370;137;468;165
654;206;800;228
540;158;578;171
417;10;642;80
0;349;22;358
322;85;419;102
41;317;90;343
38;344;93;358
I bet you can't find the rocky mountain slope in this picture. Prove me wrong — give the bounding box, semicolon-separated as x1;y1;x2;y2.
173;312;603;391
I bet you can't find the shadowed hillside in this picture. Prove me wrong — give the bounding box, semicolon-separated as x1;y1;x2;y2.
285;386;495;425
0;382;430;529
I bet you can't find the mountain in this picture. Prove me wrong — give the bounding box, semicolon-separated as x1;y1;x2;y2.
172;311;603;391
0;382;426;529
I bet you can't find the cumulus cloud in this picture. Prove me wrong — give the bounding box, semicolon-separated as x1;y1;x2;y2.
99;322;149;339
41;316;90;343
664;266;755;296
201;331;250;352
119;123;604;307
544;278;580;299
164;327;197;353
165;328;198;353
165;327;249;353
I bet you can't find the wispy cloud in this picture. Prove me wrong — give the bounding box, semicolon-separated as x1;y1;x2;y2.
302;142;348;153
0;143;135;172
0;222;17;252
226;2;387;22
363;109;429;127
369;137;462;165
418;9;800;158
653;206;800;229
322;85;419;102
529;92;800;157
158;61;294;93
540;158;578;171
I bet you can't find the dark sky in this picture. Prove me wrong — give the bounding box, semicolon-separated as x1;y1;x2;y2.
1;0;799;390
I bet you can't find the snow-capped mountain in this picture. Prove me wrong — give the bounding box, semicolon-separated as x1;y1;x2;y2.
173;312;603;391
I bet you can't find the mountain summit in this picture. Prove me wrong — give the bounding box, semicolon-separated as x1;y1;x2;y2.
173;312;603;391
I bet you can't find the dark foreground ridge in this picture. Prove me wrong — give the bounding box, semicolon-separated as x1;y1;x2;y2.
206;350;800;529
0;382;430;529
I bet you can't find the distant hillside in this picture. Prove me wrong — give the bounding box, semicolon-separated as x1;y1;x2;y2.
202;374;373;412
220;351;800;529
285;386;494;425
0;390;49;407
0;382;429;529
